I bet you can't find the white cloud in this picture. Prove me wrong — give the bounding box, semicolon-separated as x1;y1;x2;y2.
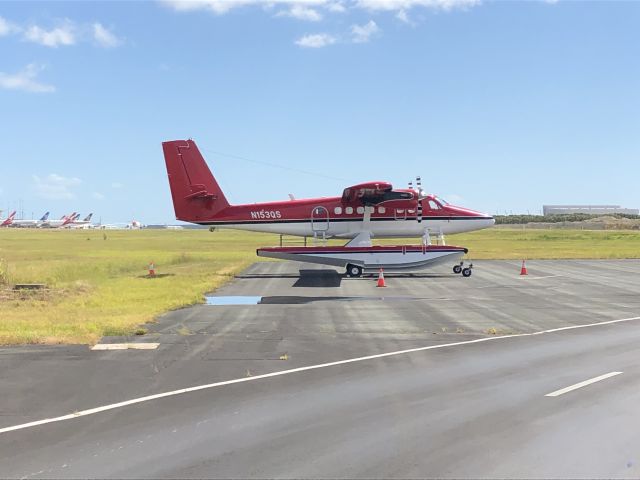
161;0;482;15
161;0;346;15
355;0;480;11
5;18;122;48
327;1;347;12
32;174;82;200
92;23;122;48
295;33;337;48
160;0;483;47
276;5;323;21
161;0;263;14
0;15;20;36
351;20;379;43
111;182;124;189
0;64;55;93
396;9;411;23
23;21;76;48
92;192;106;200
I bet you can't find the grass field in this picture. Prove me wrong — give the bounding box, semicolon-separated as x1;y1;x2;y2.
0;229;277;345
1;228;639;345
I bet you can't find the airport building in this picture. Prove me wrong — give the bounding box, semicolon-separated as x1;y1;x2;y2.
543;205;639;215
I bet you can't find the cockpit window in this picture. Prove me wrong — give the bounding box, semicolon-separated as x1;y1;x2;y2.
434;196;448;205
428;200;440;210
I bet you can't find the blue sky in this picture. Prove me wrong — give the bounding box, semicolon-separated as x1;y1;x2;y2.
1;0;638;223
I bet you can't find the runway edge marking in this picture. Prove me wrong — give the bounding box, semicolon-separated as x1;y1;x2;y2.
2;315;640;435
545;371;623;397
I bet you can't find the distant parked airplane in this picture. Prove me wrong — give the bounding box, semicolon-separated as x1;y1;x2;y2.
42;212;77;228
11;211;50;228
68;213;94;228
98;219;144;230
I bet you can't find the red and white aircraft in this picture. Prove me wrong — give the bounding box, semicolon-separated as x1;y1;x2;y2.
42;212;77;229
1;211;16;227
163;139;494;276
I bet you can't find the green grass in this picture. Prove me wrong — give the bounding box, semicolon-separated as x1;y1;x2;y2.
1;227;639;345
448;228;640;259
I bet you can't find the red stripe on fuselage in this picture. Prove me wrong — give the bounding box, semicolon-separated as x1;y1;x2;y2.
201;195;491;224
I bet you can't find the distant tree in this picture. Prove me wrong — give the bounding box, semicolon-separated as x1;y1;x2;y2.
494;214;640;225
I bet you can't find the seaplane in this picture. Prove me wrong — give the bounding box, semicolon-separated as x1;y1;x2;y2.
162;139;495;277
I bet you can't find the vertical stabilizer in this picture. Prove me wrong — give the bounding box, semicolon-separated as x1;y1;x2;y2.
162;139;230;222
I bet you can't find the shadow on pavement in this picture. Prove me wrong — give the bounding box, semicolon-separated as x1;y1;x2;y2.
293;270;343;288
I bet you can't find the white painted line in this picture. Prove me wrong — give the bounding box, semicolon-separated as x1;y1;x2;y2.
545;371;623;397
1;315;640;435
90;343;159;351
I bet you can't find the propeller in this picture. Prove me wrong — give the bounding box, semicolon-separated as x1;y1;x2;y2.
408;176;426;223
415;176;425;198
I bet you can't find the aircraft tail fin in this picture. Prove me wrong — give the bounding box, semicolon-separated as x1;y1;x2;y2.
40;212;50;221
162;139;230;222
83;213;93;222
62;213;77;226
1;211;16;226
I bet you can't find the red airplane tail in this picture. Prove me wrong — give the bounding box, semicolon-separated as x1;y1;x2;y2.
162;139;230;222
1;210;16;226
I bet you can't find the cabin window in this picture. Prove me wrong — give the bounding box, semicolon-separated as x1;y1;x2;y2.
334;207;342;215
345;206;354;214
378;207;386;214
356;206;365;214
429;200;440;210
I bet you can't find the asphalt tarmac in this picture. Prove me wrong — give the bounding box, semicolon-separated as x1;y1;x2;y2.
2;260;640;478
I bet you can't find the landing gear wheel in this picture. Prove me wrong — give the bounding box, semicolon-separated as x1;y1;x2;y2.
453;264;462;274
346;264;363;278
462;267;472;277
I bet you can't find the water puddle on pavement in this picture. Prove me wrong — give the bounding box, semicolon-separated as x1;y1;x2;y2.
205;295;438;305
205;296;263;305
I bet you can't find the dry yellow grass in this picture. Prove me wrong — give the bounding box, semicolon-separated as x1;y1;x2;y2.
0;229;277;345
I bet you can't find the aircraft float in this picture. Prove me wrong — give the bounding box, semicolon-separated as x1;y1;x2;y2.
162;139;495;277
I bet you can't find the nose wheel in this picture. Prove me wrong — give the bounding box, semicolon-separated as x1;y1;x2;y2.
453;261;473;277
346;263;363;278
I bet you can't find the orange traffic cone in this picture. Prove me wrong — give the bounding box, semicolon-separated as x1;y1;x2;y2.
520;260;528;276
149;261;156;276
377;268;386;287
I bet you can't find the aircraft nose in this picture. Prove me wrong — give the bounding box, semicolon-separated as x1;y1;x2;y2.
467;208;495;228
